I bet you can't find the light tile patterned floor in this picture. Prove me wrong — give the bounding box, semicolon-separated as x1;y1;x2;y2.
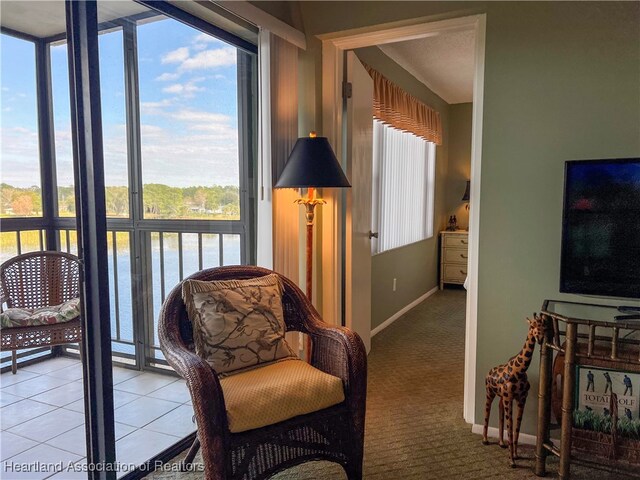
0;359;195;479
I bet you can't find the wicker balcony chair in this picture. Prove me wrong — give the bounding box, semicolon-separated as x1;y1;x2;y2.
159;265;367;480
0;251;82;374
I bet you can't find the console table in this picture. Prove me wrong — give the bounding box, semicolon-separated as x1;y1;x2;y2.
535;300;640;479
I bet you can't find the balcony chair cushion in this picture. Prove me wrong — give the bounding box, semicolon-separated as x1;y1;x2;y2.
0;298;81;329
219;358;345;433
183;274;296;376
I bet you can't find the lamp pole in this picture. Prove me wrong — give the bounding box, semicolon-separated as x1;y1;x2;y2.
295;186;325;302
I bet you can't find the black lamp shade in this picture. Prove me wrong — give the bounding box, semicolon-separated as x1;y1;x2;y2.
461;180;470;202
275;137;351;188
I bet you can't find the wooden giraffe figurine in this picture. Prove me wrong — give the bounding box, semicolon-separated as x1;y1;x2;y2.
482;313;547;467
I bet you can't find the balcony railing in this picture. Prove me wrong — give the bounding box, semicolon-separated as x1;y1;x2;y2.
0;221;244;372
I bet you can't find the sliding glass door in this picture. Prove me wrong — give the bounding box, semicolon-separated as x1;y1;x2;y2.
48;1;257;372
1;0;257;477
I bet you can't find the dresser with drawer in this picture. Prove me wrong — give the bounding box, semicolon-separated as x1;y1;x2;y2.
439;231;468;289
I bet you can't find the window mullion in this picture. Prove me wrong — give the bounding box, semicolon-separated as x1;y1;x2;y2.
36;40;60;249
121;20;149;370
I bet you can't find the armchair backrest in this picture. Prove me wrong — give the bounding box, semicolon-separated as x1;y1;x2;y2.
0;251;80;310
159;266;313;351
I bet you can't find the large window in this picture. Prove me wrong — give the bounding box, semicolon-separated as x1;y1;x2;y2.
138;19;241;220
52;29;128;217
372;119;436;254
100;29;129;218
51;41;74;216
0;34;42;218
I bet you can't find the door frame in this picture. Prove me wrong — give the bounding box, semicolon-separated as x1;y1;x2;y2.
319;13;486;425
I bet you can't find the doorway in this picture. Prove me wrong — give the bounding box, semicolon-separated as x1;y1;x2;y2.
320;14;486;424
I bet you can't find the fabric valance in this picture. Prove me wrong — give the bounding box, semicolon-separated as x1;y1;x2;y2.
365;65;443;145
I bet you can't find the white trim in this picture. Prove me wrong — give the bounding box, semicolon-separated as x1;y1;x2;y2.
317;14;480;49
320;13;486;426
256;30;273;269
371;286;439;337
471;425;538;447
217;1;306;50
321;39;344;325
463;14;486;425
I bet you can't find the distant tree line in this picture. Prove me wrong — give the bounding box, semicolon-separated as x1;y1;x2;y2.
0;183;240;219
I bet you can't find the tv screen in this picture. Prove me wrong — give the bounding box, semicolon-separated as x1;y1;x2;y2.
560;158;640;299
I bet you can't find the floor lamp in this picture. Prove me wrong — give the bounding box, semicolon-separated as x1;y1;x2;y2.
274;132;351;305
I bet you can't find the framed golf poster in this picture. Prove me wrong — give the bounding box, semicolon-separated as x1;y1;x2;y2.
574;366;640;436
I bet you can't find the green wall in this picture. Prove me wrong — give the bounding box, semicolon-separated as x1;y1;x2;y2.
259;1;640;436
354;46;450;330
447;103;472;230
475;1;640;433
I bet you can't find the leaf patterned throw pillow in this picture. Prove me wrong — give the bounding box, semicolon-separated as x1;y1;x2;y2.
182;274;297;376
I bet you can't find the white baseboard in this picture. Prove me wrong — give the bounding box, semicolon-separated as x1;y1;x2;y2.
371;286;439;337
471;424;538;446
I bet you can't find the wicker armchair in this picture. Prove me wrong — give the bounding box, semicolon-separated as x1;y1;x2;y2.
159;266;367;480
0;251;82;374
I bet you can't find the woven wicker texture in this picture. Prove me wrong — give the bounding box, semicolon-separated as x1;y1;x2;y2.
159;266;367;480
150;290;633;480
219;359;345;433
0;252;82;363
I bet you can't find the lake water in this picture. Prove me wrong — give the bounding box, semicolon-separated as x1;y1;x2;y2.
109;234;241;357
0;233;241;363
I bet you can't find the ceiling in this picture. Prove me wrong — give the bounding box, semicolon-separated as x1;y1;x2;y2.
0;1;151;38
379;29;476;104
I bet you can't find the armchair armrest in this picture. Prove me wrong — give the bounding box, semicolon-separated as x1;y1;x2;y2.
309;324;367;398
280;279;367;396
307;319;368;459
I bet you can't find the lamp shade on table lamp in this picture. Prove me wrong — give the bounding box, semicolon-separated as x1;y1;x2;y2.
275;136;351;189
462;180;470;202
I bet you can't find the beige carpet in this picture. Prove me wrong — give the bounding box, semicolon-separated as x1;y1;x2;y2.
146;290;633;479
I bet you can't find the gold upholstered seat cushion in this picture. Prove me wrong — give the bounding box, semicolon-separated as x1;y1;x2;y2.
219;359;345;433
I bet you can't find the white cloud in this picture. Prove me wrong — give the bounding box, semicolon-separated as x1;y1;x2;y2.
155;72;180;82
140;124;165;137
162;82;204;97
0;127;42;186
139;118;239;186
193;33;219;44
141;100;174;109
140;99;174;116
171;109;232;125
180;47;236;71
161;47;190;64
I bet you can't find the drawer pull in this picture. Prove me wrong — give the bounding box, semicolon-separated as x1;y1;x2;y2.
460;270;467;275
460;254;468;259
461;240;468;244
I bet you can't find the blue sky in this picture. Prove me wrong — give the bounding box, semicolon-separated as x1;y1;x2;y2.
1;16;240;189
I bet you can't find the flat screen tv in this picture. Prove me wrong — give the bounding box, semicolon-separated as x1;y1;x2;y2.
560;158;640;299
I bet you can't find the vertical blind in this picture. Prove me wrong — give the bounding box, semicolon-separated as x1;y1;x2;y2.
372;119;436;254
